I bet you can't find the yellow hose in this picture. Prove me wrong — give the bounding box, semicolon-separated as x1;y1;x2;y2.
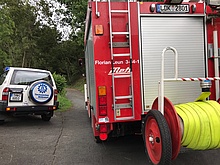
196;102;219;149
180;104;202;149
174;106;189;146
175;105;197;147
175;100;220;150
206;101;220;148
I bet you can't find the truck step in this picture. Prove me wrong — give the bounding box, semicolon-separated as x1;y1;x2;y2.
112;32;129;35
113;53;130;57
115;95;132;99
112;42;129;48
115;103;132;109
111;10;129;13
114;74;131;78
115;116;135;121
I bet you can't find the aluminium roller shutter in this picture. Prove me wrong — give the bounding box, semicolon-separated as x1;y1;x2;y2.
140;16;205;109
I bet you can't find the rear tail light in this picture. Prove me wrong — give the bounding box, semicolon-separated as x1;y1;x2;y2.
6;107;16;111
54;89;58;101
98;86;107;116
48;106;57;110
100;124;107;133
2;87;9;101
99;96;107;105
99;106;107;116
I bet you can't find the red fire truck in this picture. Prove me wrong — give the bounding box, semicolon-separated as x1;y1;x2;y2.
84;0;220;164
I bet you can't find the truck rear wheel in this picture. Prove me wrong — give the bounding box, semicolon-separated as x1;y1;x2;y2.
95;136;102;143
143;110;172;165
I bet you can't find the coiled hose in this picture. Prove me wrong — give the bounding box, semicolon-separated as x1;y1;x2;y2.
175;100;220;150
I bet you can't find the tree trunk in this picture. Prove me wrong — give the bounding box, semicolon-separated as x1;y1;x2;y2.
22;51;25;67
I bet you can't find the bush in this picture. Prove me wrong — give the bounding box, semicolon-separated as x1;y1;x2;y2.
53;72;67;94
57;93;72;111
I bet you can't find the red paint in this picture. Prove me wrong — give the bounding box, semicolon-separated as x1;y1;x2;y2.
84;1;220;147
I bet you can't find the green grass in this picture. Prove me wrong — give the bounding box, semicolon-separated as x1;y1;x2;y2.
56;91;72;112
56;77;85;112
72;77;86;92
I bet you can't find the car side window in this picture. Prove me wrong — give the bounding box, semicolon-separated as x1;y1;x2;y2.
0;72;7;85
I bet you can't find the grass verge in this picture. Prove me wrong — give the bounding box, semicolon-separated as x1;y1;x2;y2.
56;77;85;112
71;77;86;92
56;90;72;112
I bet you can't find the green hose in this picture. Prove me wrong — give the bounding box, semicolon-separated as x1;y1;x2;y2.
175;100;220;150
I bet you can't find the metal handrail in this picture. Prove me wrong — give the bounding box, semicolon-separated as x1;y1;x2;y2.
95;0;100;17
159;47;178;115
158;46;220;115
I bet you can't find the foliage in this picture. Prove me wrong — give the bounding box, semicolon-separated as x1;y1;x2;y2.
0;0;84;84
57;93;72;112
52;72;67;93
72;76;86;93
0;3;15;71
57;0;87;48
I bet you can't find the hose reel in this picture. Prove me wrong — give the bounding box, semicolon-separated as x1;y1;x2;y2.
175;100;220;150
149;47;220;162
175;79;220;150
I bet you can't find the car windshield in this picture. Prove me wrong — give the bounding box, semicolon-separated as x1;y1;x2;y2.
10;70;53;85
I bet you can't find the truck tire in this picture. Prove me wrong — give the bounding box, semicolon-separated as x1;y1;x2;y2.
143;110;172;165
95;136;102;143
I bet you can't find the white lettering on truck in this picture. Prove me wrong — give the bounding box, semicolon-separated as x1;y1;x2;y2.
108;67;130;75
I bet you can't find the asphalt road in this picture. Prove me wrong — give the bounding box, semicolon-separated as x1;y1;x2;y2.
0;88;220;165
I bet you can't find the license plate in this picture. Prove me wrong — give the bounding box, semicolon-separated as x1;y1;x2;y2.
156;4;189;13
10;93;22;102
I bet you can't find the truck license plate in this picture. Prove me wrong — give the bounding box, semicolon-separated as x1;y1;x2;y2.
10;93;22;102
156;4;189;13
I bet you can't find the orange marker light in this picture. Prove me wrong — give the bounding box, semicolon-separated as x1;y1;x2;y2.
98;86;106;96
95;25;104;35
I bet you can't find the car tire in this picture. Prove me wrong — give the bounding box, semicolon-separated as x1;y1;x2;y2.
41;111;53;121
41;115;51;121
0;119;5;125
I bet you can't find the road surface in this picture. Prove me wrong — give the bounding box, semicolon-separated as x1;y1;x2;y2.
0;88;220;165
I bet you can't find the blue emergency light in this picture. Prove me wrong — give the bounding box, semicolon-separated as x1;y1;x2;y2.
4;67;10;72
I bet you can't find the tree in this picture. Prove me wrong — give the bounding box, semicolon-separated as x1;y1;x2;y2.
32;25;62;70
0;3;15;71
0;1;40;68
57;0;87;43
0;0;85;84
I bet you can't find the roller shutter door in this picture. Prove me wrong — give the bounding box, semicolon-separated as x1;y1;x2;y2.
140;16;205;109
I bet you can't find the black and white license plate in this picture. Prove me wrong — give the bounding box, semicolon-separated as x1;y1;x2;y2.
156;4;189;13
10;93;22;102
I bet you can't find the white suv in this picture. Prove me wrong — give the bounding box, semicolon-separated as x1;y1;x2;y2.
0;67;58;122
